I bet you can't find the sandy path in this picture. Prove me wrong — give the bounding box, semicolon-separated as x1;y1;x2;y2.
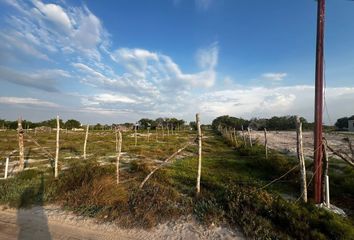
251;131;354;160
0;205;244;240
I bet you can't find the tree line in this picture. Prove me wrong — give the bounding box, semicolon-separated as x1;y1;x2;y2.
137;118;185;130
0;118;82;130
0;117;186;130
211;115;313;131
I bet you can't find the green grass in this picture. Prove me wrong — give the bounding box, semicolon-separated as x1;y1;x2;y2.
0;129;353;239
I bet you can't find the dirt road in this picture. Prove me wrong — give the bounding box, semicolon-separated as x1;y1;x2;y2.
0;205;244;240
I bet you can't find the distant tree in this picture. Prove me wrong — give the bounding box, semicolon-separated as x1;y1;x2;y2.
335;115;354;130
138;118;155;129
211;115;249;130
39;118;64;128
189;121;197;130
93;123;102;130
249;118;267;130
64;119;81;129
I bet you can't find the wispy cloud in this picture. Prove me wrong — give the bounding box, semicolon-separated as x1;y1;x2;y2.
0;96;59;107
0;66;69;92
262;72;287;81
195;0;213;11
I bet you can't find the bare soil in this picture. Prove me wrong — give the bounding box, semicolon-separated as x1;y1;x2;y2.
251;131;354;160
0;205;244;240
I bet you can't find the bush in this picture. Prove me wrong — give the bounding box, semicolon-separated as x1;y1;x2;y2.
218;184;354;239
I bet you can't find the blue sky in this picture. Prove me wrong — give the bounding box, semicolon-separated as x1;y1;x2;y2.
0;0;353;124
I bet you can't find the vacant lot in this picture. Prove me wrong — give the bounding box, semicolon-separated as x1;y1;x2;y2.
0;129;353;239
251;130;354;160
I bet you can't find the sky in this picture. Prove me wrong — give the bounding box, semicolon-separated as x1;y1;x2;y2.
0;0;353;124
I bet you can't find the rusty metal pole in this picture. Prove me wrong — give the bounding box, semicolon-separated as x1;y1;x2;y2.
313;0;325;204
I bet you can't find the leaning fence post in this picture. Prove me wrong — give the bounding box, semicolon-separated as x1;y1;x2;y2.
264;128;268;159
296;116;307;202
55;115;60;178
196;113;202;195
116;129;122;184
4;157;9;179
17;118;24;171
83;124;89;160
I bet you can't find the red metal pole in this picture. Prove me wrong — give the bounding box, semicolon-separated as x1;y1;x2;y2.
314;0;325;204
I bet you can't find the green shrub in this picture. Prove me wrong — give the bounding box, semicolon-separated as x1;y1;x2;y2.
218;184;354;239
194;197;225;225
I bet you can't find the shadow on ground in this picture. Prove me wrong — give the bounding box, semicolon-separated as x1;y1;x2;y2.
17;175;51;240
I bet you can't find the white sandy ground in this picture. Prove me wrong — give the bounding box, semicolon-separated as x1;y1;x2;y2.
0;205;245;240
251;131;354;160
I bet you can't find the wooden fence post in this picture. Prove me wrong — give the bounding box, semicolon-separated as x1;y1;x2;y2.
241;125;246;144
17;118;24;171
55;115;60;178
196;113;202;195
147;128;150;142
247;127;253;147
156;127;158;142
135;124;137;146
264;128;268;159
296;116;307;202
83;124;89;159
4;157;9;179
116;129;122;184
233;128;238;147
115;128;118;151
229;128;234;144
323;139;330;207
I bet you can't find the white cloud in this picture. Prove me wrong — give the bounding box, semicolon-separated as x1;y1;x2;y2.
262;72;287;81
0;97;59;107
32;0;72;32
198;85;354;123
93;93;137;104
110;42;218;88
1;0;106;61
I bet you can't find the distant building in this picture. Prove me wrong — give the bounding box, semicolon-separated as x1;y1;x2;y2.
35;126;51;132
349;120;354;132
72;128;84;131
